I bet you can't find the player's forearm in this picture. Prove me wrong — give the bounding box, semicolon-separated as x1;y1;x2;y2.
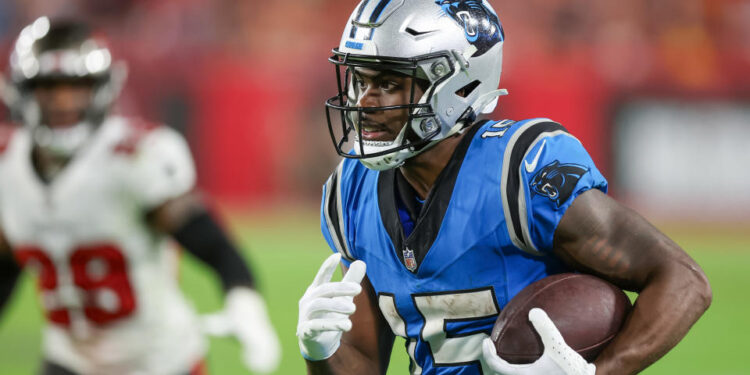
149;193;257;291
593;260;712;375
171;208;256;291
305;342;384;375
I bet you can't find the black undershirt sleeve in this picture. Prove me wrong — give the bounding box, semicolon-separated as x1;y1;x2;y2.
0;251;21;317
171;210;256;291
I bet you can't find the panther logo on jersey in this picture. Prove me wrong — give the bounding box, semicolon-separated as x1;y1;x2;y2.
530;160;588;207
436;0;504;56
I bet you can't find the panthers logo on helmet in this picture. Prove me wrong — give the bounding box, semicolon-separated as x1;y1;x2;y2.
436;0;504;56
530;161;588;207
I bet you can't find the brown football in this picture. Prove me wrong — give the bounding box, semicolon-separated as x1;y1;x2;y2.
490;273;632;364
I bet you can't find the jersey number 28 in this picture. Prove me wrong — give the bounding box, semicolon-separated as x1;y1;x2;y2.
15;244;136;326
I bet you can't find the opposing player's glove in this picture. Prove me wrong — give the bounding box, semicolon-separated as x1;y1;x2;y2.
297;253;366;361
482;308;596;375
202;287;281;374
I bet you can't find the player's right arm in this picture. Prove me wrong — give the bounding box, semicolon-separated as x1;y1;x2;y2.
298;254;395;375
552;190;712;375
304;162;395;373
0;227;21;317
132;125;280;373
484;120;710;375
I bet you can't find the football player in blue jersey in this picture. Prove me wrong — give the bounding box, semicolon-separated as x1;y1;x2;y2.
297;1;712;374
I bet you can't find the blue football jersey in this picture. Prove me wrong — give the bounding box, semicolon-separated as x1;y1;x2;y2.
320;119;607;374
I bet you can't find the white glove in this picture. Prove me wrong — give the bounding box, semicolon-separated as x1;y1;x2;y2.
482;308;596;375
202;288;281;374
297;253;366;361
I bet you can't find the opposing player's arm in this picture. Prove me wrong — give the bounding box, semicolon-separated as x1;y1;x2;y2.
137;126;279;373
149;194;281;373
131;125;256;291
147;192;256;291
0;227;21;317
304;263;394;375
553;189;712;375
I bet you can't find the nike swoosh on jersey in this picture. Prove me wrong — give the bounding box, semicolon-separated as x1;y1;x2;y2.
524;139;546;173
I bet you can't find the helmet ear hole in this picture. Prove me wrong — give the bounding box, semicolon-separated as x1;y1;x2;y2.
455;80;481;98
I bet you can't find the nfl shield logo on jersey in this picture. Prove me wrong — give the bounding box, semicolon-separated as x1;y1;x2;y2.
403;248;417;272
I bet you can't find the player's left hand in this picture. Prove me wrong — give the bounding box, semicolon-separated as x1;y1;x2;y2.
202;287;281;374
481;308;596;375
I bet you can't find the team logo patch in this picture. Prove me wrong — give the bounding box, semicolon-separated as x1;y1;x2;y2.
436;0;504;56
403;248;417;272
530;160;589;207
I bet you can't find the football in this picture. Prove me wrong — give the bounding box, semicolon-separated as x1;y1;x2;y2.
490;273;632;364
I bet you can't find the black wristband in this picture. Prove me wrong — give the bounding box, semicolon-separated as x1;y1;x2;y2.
0;251;21;315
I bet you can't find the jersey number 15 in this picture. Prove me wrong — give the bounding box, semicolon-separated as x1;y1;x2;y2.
379;287;500;373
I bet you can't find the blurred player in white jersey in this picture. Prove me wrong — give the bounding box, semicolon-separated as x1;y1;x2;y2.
0;17;280;375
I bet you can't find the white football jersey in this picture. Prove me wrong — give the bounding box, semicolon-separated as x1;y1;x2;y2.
0;117;206;375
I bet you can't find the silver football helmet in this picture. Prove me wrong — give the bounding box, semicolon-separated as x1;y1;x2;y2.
1;17;126;157
325;0;507;170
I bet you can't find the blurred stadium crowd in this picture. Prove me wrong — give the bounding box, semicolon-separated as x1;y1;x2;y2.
1;0;748;205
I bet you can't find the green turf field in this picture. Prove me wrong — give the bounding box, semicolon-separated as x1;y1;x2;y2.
0;208;746;374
